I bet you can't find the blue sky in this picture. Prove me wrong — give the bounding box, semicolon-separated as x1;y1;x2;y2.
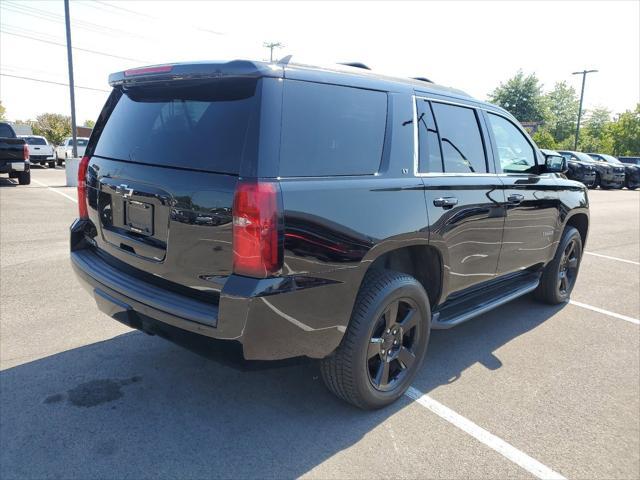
1;0;638;123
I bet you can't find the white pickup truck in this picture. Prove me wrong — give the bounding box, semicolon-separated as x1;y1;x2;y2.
20;135;55;168
54;137;90;166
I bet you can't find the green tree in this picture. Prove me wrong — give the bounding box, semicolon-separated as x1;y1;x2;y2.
488;70;546;122
577;107;614;153
584;107;611;138
542;82;579;144
31;113;71;145
610;104;640;155
83;119;96;128
0;101;6;121
531;128;557;149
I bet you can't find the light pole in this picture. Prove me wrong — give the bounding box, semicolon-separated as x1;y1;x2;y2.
64;0;78;158
263;42;284;62
572;69;598;150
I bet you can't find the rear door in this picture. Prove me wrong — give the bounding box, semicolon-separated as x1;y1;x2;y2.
85;77;262;293
483;111;561;274
416;97;505;299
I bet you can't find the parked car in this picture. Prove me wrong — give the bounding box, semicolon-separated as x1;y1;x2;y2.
70;60;589;409
54;137;89;165
555;150;596;187
0;122;30;185
588;153;639;190
618;156;640;166
20;135;55;168
558;150;624;189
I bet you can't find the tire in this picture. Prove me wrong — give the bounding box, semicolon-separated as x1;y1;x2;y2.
320;269;431;409
534;226;582;305
17;170;31;185
55;153;63;166
48;160;56;168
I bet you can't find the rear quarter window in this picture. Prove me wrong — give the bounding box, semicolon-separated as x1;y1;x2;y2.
279;80;387;177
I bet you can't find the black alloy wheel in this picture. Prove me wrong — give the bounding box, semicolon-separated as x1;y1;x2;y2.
320;270;431;409
367;298;420;391
557;238;579;296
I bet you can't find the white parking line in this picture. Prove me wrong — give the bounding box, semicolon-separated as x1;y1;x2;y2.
584;251;639;266
569;300;640;325
32;179;78;203
405;387;566;480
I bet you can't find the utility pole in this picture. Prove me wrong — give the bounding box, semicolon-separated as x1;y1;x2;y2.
263;42;284;62
572;69;598;150
64;0;78;158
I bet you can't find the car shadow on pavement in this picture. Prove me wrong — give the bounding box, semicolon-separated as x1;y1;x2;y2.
0;295;565;479
0;177;18;187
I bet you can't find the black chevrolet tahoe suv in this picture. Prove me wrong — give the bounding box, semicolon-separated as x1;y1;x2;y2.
71;60;589;409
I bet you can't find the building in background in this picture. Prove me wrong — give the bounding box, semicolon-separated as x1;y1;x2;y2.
76;126;93;137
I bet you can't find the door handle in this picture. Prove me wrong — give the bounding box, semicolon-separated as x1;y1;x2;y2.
433;197;458;208
507;193;524;204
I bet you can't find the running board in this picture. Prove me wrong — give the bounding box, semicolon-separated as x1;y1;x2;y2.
431;274;541;329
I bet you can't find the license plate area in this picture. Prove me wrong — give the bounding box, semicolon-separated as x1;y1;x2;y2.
125;200;153;236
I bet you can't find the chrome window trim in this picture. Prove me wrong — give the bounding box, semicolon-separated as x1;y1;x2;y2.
412;94;539;177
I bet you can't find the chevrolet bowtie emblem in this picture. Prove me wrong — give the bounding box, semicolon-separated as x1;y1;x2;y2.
116;184;134;198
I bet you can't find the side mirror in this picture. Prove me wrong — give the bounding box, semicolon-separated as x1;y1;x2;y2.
545;154;567;173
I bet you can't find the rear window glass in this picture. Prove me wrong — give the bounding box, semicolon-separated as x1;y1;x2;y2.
279;80;387;176
94;79;259;174
431;102;487;173
0;124;15;138
24;137;47;145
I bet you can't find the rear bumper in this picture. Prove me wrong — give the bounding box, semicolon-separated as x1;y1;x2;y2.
29;155;54;162
70;220;352;360
0;161;28;173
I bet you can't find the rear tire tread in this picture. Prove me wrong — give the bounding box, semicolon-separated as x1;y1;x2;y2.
534;226;581;305
320;269;420;409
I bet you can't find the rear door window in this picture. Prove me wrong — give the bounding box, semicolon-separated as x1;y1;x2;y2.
416;100;443;173
431;102;487;173
94;79;260;174
279;80;387;176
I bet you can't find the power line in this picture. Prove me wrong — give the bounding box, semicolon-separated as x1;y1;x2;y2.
0;29;150;63
0;73;110;93
2;1;147;39
93;0;224;36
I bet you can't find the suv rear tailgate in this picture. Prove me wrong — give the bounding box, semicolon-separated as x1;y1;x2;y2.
87;156;236;294
83;74;262;296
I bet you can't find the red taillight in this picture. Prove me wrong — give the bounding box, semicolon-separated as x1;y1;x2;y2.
124;65;173;76
23;144;29;161
232;180;281;278
77;156;90;219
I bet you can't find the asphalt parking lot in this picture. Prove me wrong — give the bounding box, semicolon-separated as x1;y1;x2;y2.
1;166;638;480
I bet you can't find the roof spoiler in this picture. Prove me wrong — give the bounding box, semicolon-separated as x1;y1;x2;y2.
108;60;282;87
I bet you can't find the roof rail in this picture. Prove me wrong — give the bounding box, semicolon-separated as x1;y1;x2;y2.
339;62;371;70
412;76;434;84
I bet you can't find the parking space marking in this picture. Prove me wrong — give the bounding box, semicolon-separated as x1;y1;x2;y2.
584;251;640;266
31;179;78;203
569;300;640;325
405;387;566;480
